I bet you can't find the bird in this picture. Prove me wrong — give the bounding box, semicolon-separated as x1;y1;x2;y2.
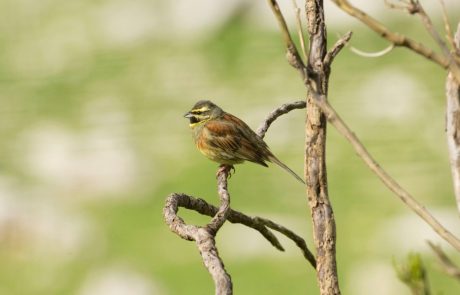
184;100;305;184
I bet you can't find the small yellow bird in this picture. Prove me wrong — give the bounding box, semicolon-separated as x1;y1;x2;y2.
184;100;304;184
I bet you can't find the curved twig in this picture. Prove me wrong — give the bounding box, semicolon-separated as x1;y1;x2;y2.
163;169;233;295
428;241;460;281
324;31;353;67
349;44;395;58
330;0;449;68
257;100;307;138
164;193;316;268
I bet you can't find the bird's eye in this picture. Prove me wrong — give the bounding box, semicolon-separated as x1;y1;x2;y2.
191;110;202;115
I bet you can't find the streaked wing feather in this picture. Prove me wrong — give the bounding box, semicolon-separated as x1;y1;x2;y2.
205;114;269;166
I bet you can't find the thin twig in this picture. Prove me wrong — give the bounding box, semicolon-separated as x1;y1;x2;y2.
268;0;307;74
438;0;455;50
324;31;353;67
330;0;449;68
291;0;308;62
409;1;460;83
428;241;460;281
254;216;316;266
349;44;395;58
310;93;460;252
257;100;307;138
384;0;416;13
164;193;317;268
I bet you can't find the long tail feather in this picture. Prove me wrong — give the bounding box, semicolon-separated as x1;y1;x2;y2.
268;155;305;184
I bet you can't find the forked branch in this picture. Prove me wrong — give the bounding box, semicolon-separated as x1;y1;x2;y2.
164;101;316;294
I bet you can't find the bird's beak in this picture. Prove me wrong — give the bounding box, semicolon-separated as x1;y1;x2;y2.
184;112;192;118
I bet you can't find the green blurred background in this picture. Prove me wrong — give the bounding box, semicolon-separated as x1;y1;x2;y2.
1;0;460;294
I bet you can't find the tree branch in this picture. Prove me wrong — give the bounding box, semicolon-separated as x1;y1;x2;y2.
268;0;307;75
257;100;307;137
311;94;460;252
330;0;450;68
164;193;316;268
446;23;460;215
163;169;233;295
324;31;353;67
268;1;341;293
428;241;460;281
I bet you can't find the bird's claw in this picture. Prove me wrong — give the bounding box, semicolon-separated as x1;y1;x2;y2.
216;165;235;179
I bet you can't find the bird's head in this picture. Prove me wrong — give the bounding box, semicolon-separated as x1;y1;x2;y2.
184;100;224;127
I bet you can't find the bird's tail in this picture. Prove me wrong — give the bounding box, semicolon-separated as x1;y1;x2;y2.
268;155;305;184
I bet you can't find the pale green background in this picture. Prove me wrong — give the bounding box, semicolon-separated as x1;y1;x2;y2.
0;0;459;294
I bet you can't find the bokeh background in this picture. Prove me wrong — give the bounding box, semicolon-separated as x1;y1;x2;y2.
1;0;460;294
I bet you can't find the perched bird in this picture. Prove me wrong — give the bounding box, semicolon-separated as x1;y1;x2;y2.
184;100;304;184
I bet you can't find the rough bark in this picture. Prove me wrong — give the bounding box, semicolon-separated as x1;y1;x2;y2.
304;1;341;294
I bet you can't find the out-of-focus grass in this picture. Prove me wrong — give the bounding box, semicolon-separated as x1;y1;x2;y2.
0;1;460;294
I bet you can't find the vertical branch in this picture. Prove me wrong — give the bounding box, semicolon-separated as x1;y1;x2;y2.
446;23;460;214
305;1;341;294
268;0;341;293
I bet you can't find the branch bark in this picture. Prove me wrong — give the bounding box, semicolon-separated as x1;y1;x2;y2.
163;169;233;295
304;1;341;294
268;0;342;293
446;23;460;214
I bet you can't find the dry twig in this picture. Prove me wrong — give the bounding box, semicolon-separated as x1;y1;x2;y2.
268;1;341;294
164;169;233;295
291;0;308;62
349;44;395;58
331;0;449;68
312;94;460;252
428;241;460;281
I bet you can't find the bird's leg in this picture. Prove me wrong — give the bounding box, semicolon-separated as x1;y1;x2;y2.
216;164;235;179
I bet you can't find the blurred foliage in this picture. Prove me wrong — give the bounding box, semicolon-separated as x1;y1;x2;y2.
394;253;430;295
0;0;459;294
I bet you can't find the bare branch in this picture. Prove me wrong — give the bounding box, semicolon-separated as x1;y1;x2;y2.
330;0;449;68
267;0;307;74
446;24;460;214
291;0;308;62
428;241;460;281
164;193;316;268
257;100;307;138
384;0;417;14
310;94;460;252
254;216;316;267
305;0;341;294
268;1;341;293
163;168;233;295
349;44;395;58
438;0;455;50
270;0;304;71
207;168;231;234
324;31;353;67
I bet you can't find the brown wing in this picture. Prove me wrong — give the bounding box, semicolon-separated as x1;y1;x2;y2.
204;113;270;166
